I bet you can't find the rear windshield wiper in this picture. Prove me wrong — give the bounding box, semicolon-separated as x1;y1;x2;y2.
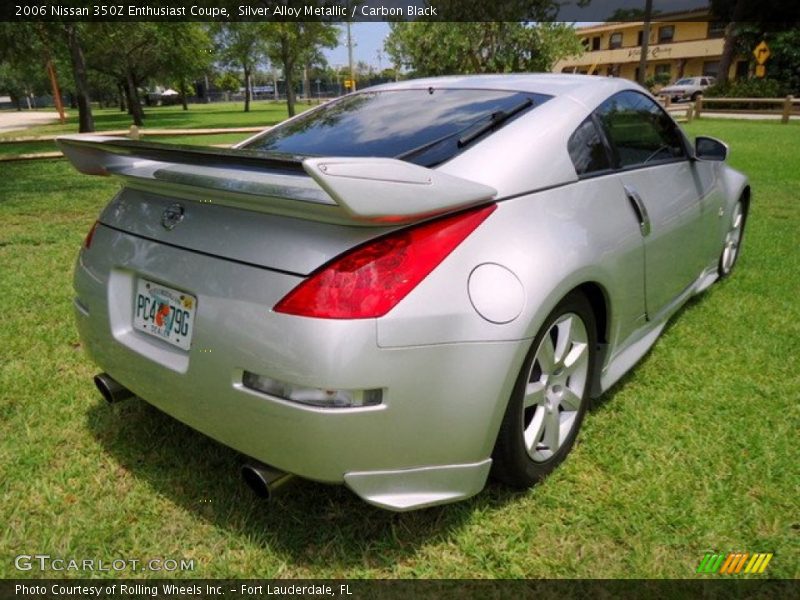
457;98;534;148
397;96;535;163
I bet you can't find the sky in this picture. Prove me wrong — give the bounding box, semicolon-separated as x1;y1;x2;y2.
323;22;392;70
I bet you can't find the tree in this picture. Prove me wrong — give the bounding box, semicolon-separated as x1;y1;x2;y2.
83;23;166;125
710;0;800;84
162;23;213;111
768;29;800;93
0;24;48;110
213;23;268;112
385;22;583;77
264;23;338;117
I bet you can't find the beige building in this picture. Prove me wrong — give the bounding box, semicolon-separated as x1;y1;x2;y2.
554;10;747;83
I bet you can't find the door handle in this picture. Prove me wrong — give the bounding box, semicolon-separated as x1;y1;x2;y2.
624;184;651;237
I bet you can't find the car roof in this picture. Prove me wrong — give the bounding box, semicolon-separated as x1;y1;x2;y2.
365;73;644;110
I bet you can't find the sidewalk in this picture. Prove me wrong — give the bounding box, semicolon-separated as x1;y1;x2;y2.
0;110;65;133
698;112;798;121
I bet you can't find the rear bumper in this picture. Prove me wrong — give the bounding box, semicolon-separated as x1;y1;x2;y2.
74;225;528;509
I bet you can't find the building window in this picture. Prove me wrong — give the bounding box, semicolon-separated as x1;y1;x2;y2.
637;30;644;46
592;36;601;51
609;32;623;49
708;21;727;38
703;61;720;77
658;25;674;43
581;37;590;50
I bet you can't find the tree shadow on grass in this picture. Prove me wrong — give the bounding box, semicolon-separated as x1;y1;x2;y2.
85;399;523;572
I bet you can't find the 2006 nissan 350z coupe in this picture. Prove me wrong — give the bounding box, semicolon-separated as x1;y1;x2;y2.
59;74;750;511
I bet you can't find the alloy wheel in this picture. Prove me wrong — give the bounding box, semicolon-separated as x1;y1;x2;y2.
521;313;590;463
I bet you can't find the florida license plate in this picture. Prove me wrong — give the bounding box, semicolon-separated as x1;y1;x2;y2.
133;279;196;351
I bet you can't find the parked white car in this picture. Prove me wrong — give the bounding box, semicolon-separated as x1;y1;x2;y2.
660;76;715;102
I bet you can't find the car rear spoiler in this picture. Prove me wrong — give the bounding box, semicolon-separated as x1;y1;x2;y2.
56;135;497;226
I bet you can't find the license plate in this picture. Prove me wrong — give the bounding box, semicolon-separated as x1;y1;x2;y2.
133;279;196;351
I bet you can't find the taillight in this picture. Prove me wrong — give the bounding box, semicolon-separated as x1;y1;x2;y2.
83;221;99;249
274;204;496;319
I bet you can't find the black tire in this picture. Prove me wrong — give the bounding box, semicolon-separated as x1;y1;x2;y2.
492;292;597;489
691;91;702;102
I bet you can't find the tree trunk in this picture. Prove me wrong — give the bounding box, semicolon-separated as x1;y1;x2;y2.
718;0;747;85
180;79;188;111
117;82;127;112
243;65;251;112
123;80;132;115
718;22;738;85
285;62;296;117
64;24;95;133
124;71;144;126
637;0;653;86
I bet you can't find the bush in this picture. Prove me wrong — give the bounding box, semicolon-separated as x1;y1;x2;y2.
704;78;786;98
702;78;788;111
645;72;672;92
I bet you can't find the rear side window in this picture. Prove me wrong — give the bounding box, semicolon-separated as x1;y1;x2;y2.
243;89;550;167
595;91;686;168
568;116;611;176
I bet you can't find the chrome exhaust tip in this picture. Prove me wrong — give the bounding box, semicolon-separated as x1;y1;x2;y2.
93;373;134;404
241;463;294;501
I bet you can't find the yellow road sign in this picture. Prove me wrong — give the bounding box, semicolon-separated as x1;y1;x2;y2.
753;41;771;65
755;64;766;78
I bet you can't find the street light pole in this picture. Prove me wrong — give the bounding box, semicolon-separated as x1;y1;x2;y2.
347;21;356;92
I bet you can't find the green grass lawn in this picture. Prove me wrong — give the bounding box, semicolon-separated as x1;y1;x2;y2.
0;119;798;579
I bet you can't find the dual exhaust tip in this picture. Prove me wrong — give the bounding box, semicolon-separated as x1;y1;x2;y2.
93;373;134;404
93;372;293;500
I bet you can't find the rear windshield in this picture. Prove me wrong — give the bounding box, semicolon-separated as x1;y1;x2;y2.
242;88;550;167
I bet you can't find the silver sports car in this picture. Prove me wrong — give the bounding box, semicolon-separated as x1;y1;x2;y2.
59;74;749;511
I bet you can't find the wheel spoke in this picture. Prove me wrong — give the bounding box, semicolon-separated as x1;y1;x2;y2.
553;316;573;365
563;341;588;375
541;407;560;452
537;336;556;373
523;381;546;408
524;409;545;453
560;387;582;411
732;204;743;229
721;201;744;275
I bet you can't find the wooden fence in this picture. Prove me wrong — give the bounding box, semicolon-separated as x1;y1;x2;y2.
660;94;798;124
0;125;263;162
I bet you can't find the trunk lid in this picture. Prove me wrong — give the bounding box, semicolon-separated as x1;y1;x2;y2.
58;135;497;274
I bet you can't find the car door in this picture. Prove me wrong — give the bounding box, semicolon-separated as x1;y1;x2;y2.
594;90;706;318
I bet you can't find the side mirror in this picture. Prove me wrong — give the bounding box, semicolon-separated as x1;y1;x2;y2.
694;136;728;161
